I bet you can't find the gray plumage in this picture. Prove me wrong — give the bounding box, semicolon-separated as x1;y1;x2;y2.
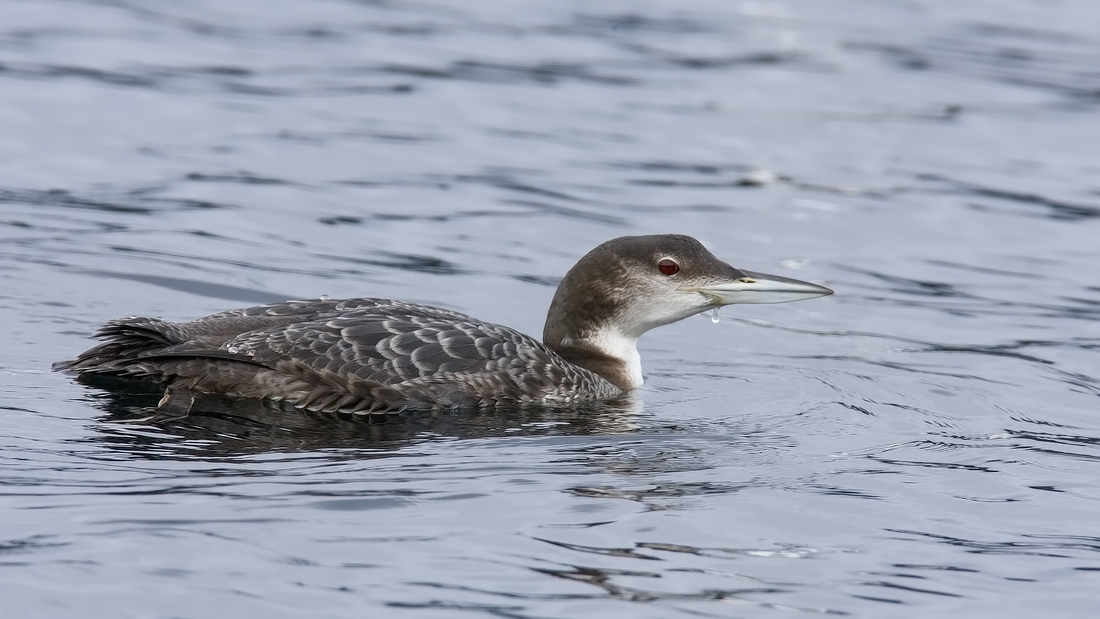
57;234;832;418
58;298;621;414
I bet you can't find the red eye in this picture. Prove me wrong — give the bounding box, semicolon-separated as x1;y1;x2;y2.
658;259;680;275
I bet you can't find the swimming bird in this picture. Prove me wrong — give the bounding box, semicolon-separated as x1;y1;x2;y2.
58;235;832;418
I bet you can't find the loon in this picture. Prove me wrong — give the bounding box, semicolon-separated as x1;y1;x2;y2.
58;235;832;418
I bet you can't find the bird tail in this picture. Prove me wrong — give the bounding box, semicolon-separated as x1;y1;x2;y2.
53;317;178;374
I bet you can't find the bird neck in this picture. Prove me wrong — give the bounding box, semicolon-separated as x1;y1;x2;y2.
543;296;642;391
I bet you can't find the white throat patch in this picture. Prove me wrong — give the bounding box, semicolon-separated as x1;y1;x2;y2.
587;327;644;389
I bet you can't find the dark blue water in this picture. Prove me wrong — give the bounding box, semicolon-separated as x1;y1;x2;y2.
3;1;1099;616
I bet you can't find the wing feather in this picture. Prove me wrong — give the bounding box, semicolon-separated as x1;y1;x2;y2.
63;298;621;412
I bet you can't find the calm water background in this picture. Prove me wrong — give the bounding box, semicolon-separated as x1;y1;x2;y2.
2;0;1099;616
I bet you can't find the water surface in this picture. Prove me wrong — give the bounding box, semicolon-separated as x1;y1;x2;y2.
2;0;1099;616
